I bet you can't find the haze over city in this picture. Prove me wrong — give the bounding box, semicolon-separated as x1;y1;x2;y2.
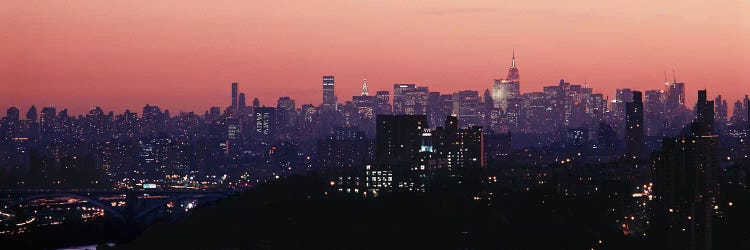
2;0;748;114
2;1;750;249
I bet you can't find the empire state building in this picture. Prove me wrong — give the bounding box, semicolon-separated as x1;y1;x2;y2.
492;51;521;110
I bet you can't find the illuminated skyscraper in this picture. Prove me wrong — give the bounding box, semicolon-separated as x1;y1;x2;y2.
254;107;275;136
665;72;685;113
393;84;428;115
492;51;521;110
455;90;482;128
614;88;633;120
373;91;391;115
361;77;368;96
644;90;664;136
322;76;336;111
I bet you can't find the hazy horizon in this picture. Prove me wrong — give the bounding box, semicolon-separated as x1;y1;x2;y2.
2;0;748;115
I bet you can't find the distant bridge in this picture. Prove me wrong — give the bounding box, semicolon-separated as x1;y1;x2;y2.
0;189;234;224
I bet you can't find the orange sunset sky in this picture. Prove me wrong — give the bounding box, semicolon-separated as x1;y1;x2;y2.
1;0;748;115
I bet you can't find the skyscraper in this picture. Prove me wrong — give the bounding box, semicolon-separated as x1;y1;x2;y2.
239;93;246;109
665;80;685;113
614;88;633;121
5;107;20;123
393;84;429;115
231;82;238;110
322;76;336;111
361;77;368;96
254;107;276;136
373;115;429;192
492;51;521;110
455;90;482;128
714;95;727;128
26;106;37;122
40;106;56;141
652;118;718;250
644;90;664;137
506;50;519;83
375;91;391;115
626;91;644;158
695;89;715;134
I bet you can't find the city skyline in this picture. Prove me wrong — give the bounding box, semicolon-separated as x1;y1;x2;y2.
2;1;750;249
2;1;748;115
1;63;746;117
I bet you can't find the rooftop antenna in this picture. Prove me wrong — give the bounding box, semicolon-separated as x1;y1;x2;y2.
672;68;677;83
361;74;368;96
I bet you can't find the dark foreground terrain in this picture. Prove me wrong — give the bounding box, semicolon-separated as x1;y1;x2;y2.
108;175;641;250
4;173;748;249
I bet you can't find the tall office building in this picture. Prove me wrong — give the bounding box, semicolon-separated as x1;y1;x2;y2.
26;106;37;122
277;96;296;133
427;92;454;129
322;76;336;111
373;115;429;192
665;81;685;113
652;118;718;250
455;90;482;128
696;90;714;132
40;106;57;136
361;77;368;96
713;95;727;127
231;82;238;110
254;107;276;137
252;98;260;108
644;90;664;137
375;91;391;115
614;88;633;120
393;84;429;115
5;107;20;123
376;115;428;163
626;91;644;158
492;52;521;110
239;93;246;109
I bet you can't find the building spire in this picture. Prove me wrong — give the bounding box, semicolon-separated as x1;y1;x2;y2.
361;75;368;96
672;68;677;83
511;49;516;69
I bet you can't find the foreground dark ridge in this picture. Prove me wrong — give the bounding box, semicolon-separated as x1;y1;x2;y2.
100;173;742;250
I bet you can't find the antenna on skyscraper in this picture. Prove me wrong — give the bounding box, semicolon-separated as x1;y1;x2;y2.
672;68;677;83
361;74;368;96
511;48;516;69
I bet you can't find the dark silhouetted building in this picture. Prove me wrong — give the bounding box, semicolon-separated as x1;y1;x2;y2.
231;82;238;111
626;91;644;158
371;115;429;192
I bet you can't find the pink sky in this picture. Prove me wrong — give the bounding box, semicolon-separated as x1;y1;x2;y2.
1;0;748;115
